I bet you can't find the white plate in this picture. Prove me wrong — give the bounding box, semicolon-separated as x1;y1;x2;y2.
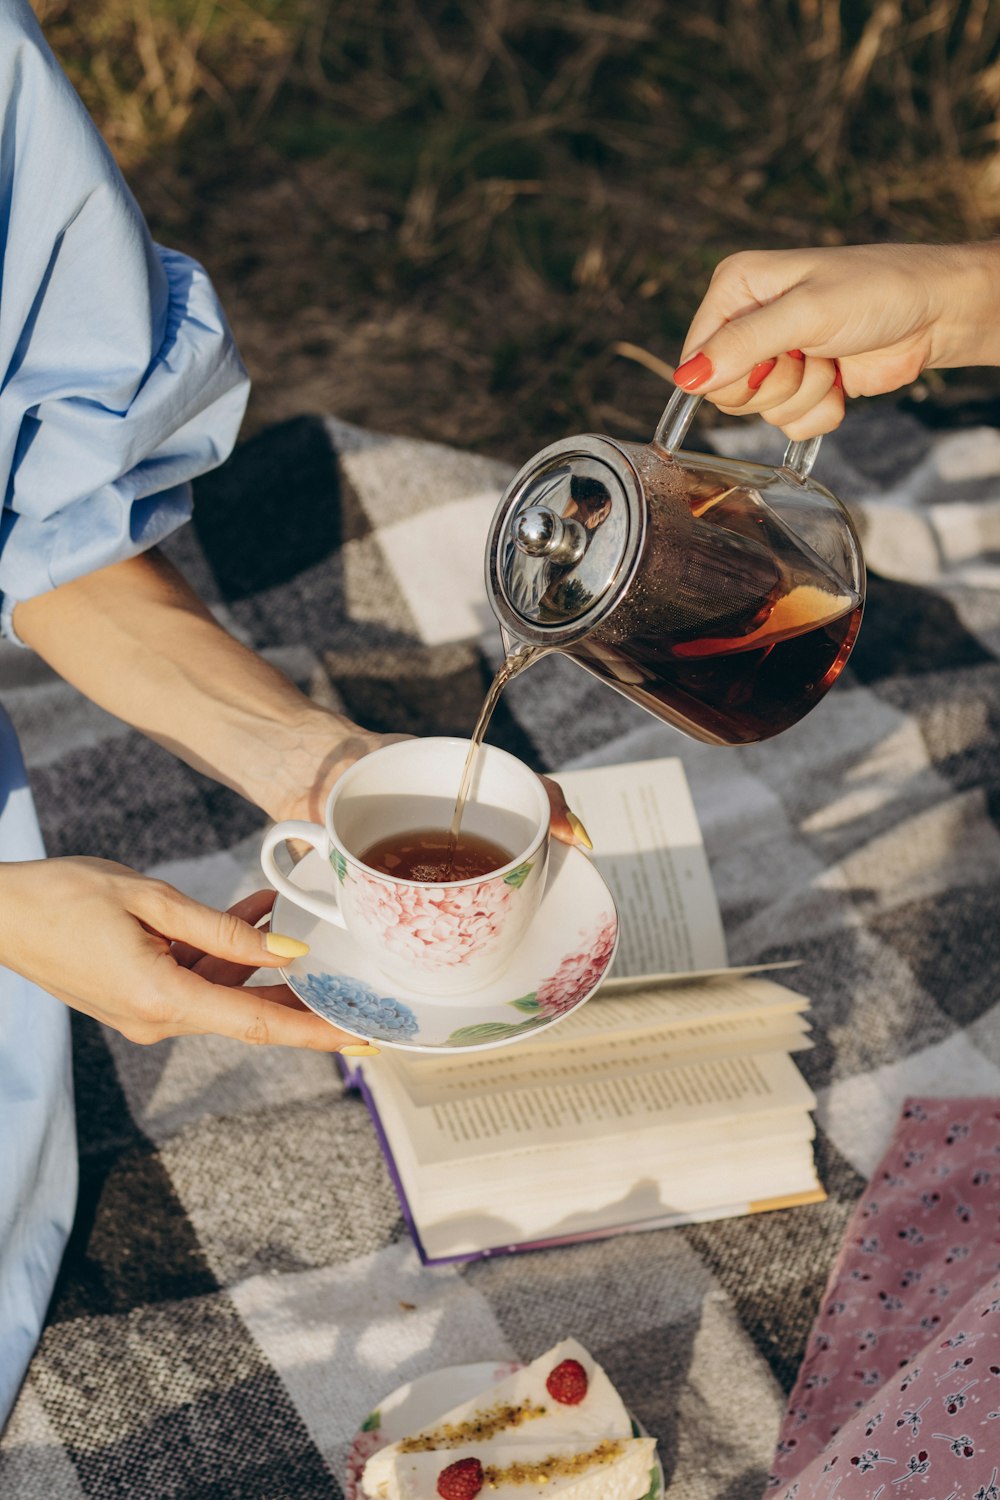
273;841;618;1052
344;1360;663;1500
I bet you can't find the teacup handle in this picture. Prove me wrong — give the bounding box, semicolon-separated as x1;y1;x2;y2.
653;386;822;480
260;820;348;929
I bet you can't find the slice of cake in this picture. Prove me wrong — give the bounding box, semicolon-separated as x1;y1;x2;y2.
360;1339;649;1500
384;1436;657;1499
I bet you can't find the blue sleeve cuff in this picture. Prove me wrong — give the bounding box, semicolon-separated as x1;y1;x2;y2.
0;594;24;648
0;479;195;645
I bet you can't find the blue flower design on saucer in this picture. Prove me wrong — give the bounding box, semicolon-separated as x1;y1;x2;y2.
298;972;420;1039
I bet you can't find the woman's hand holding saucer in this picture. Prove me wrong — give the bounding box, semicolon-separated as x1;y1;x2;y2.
0;858;372;1052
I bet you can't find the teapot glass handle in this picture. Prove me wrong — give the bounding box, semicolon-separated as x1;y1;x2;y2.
653;387;822;481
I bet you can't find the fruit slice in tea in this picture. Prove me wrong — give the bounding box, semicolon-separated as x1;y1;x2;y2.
672;582;857;657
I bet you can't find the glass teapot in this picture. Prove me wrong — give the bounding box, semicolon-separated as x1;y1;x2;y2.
485;387;865;746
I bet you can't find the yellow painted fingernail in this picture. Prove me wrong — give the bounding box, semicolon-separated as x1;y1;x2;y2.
265;932;310;958
340;1043;380;1056
567;811;593;850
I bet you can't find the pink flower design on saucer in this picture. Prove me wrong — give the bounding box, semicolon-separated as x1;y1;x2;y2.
534;914;618;1017
441;910;618;1047
352;868;514;969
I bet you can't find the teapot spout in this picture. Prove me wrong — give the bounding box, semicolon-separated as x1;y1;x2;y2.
497;631;554;677
499;623;519;657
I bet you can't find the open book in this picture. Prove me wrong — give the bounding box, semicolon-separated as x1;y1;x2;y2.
343;757;824;1264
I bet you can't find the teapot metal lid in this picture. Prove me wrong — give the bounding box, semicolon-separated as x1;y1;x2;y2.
486;434;646;647
487;389;830;649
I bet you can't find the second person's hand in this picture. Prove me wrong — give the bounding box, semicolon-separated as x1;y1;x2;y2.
672;242;1000;440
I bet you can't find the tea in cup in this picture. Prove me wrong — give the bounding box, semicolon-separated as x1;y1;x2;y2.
260;738;550;995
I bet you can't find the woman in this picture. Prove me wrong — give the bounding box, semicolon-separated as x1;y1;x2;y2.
0;0;581;1427
0;0;399;1424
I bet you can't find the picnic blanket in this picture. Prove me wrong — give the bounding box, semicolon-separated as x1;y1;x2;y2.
2;399;1000;1498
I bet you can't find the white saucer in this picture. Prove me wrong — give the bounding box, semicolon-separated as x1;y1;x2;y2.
344;1360;664;1500
272;840;618;1052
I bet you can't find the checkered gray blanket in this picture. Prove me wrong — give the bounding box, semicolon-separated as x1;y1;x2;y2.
1;402;999;1498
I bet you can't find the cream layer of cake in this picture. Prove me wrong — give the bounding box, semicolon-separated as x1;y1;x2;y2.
360;1340;633;1500
386;1435;657;1500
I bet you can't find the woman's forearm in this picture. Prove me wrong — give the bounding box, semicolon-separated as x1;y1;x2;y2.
11;550;372;822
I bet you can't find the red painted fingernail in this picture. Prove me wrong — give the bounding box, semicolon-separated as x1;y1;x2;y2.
833;366;843;391
748;358;777;391
673;352;713;390
787;349;805;361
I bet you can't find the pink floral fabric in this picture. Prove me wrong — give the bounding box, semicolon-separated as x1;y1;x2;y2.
769;1098;1000;1498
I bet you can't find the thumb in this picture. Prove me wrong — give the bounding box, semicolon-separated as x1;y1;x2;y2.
130;879;307;969
675;289;821;394
542;775;593;852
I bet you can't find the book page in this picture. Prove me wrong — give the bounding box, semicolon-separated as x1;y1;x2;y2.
396;1017;811;1106
415;1139;823;1260
598;959;801;993
395;979;809;1098
555;758;726;976
418;1183;826;1261
534;975;810;1038
368;1049;815;1168
393;979;812;1103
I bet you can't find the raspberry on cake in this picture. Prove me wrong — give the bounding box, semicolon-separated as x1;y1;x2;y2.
436;1456;484;1499
546;1359;588;1405
360;1339;652;1500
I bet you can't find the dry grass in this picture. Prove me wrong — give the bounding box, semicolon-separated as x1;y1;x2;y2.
32;0;1000;455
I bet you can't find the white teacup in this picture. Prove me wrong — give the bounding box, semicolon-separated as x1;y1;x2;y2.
260;737;550;996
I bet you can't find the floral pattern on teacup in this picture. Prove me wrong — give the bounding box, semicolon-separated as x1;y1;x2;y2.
350;866;516;970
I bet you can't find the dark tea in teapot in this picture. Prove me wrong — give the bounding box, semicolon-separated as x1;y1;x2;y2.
485;387;866;748
563;458;862;744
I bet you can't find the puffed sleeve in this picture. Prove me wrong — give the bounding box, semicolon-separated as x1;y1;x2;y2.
0;0;250;640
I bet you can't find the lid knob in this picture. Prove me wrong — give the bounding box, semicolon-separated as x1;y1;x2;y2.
513;506;587;565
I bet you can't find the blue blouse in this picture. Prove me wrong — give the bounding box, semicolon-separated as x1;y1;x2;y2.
0;0;249;639
0;0;249;1426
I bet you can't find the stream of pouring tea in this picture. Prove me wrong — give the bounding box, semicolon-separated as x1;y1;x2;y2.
447;643;542;860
